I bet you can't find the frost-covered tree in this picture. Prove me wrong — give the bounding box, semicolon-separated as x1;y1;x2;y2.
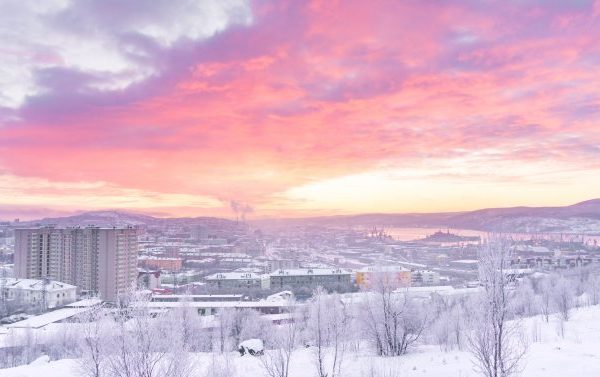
214;308;270;353
306;287;349;377
261;314;298;377
361;277;427;357
537;276;553;323
104;290;194;377
585;271;600;306
76;303;110;377
512;279;537;318
552;276;574;322
431;301;465;351
467;239;526;377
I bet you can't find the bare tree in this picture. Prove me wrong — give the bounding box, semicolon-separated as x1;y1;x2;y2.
552;276;574;322
537;277;553;323
105;290;193;377
261;311;298;377
585;271;600;306
76;303;109;377
467;239;527;377
306;287;349;377
361;276;427;357
431;302;465;351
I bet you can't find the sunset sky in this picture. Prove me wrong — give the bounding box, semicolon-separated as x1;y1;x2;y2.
1;0;600;220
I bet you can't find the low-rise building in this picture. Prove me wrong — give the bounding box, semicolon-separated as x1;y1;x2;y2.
139;256;183;272
205;272;263;290
269;268;352;290
355;265;412;289
411;270;441;286
137;269;161;290
266;259;301;274
0;278;77;312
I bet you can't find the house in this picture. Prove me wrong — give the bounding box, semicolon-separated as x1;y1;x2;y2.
0;278;77;312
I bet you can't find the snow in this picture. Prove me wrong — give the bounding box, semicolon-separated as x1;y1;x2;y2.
2;305;600;376
27;356;49;366
5;308;90;329
238;339;264;352
64;298;102;308
0;278;76;292
270;268;352;276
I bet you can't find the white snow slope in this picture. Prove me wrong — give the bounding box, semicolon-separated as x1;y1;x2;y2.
1;305;600;377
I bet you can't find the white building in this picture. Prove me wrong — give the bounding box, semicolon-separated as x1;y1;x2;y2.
1;278;77;310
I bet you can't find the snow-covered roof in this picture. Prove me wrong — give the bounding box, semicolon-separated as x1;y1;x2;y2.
394;285;455;293
138;255;182;261
504;268;535;275
205;272;264;280
143;300;294;309
152;294;243;299
65;298;103;308
269;268;352;277
6;307;91;329
266;291;294;302
0;278;76;292
357;265;410;273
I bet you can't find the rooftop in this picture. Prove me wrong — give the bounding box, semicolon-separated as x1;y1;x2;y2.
6;307;91;329
1;278;76;292
270;268;352;277
357;265;410;273
205;272;263;280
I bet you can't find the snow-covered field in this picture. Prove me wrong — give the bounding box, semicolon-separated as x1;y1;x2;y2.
2;305;600;377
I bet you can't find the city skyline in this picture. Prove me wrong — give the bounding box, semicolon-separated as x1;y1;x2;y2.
1;0;600;219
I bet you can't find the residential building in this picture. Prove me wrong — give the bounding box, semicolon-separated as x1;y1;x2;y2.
205;272;263;289
14;226;138;301
269;268;352;290
355;265;412;289
266;259;300;274
0;278;77;311
411;270;441;286
137;269;161;290
139;256;183;271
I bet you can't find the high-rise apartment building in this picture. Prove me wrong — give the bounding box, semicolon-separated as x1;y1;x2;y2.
14;226;138;301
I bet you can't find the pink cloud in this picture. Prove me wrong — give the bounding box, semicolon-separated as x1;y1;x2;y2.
1;0;599;216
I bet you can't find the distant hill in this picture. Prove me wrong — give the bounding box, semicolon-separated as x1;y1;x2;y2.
20;210;238;228
252;199;600;233
16;199;600;234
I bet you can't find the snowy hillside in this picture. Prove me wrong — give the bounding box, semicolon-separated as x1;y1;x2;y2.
2;305;599;377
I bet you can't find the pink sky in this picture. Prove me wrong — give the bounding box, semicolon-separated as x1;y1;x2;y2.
1;0;600;219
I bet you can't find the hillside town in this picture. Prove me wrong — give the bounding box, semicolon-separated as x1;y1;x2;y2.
1;215;599;324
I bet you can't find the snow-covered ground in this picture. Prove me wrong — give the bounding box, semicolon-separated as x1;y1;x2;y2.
2;305;600;377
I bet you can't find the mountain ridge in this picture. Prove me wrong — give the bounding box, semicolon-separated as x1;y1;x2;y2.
12;199;600;233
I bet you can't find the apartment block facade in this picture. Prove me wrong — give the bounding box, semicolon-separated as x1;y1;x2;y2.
14;226;138;301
